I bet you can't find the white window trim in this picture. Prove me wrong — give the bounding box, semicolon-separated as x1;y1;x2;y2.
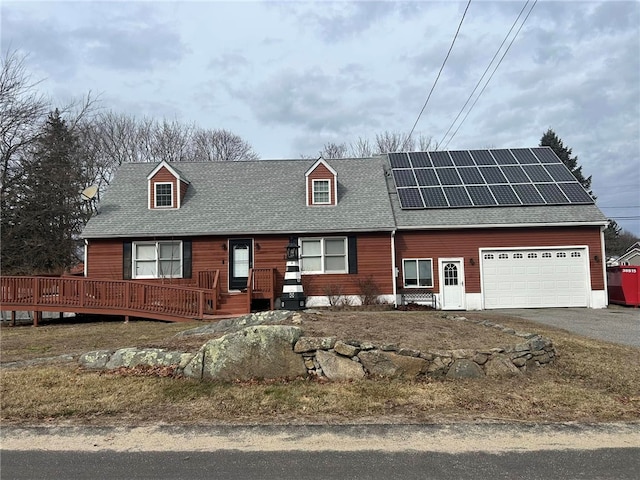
402;258;434;288
299;237;348;274
154;182;174;209
133;240;183;279
312;179;331;205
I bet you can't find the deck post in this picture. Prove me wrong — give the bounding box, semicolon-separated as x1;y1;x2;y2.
33;277;40;305
10;311;16;327
124;315;129;323
79;279;85;307
33;311;41;327
198;291;204;319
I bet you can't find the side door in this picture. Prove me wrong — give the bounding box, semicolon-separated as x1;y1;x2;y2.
229;239;253;290
439;258;465;310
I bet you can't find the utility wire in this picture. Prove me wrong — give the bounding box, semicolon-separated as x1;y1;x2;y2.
438;1;530;148
442;0;538;150
402;0;472;151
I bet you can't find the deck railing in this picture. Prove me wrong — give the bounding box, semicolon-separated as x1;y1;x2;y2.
248;268;276;310
0;275;220;322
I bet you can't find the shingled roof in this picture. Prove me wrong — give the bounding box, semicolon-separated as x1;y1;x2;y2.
82;157;396;238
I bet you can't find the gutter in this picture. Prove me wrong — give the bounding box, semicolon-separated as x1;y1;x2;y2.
394;221;609;231
391;229;397;308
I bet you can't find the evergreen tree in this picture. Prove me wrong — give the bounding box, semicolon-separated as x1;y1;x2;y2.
540;128;594;198
1;109;86;274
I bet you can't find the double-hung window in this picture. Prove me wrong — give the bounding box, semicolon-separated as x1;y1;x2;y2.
403;259;433;287
312;180;330;204
133;241;182;278
155;182;173;208
300;237;347;273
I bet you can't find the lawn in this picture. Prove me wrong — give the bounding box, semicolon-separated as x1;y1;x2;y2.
1;310;639;426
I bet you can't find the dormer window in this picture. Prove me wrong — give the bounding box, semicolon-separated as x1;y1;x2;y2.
147;160;190;210
313;179;331;204
155;183;174;208
305;158;338;206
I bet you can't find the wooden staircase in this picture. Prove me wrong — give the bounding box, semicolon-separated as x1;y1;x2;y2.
216;292;250;316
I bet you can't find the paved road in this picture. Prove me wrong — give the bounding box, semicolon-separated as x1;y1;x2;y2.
3;448;640;480
494;306;640;348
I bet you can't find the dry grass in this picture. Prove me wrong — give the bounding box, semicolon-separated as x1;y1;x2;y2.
1;310;639;426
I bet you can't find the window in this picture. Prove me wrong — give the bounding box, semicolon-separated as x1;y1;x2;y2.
557;252;567;258
133;241;182;278
571;251;581;258
484;254;494;260
403;259;434;287
155;182;173;208
528;252;538;259
498;253;509;259
300;237;347;273
513;253;523;259
542;252;552;258
312;179;330;204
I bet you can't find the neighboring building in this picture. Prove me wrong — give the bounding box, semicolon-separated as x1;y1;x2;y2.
615;242;640;266
81;148;609;312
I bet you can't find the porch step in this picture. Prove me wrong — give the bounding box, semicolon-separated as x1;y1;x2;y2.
216;292;250;315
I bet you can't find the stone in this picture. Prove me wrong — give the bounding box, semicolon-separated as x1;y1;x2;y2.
484;354;522;377
398;348;421;358
451;349;475;359
534;353;552;364
472;353;489;365
426;357;449;378
183;325;307;381
529;336;550;351
79;350;113;369
446;359;484;379
512;357;527;367
358;350;427;378
175;310;293;337
334;341;359;357
315;350;365;381
105;348;193;370
380;343;398;351
294;336;337;353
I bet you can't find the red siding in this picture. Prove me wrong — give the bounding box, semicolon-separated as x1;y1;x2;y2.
86;233;394;296
395;226;604;292
307;163;336;206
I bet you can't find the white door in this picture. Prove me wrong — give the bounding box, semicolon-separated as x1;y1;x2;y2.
440;259;465;310
481;248;589;308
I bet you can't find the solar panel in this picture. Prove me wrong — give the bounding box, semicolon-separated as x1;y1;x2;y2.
429;151;453;167
523;164;553;182
491;149;518;165
470;150;496;165
545;163;576;182
436;168;463;185
388;149;594;210
537;183;569;204
558;182;593;203
449;150;475;166
511;148;539;164
408;151;432;168
397;188;424;208
531;147;562;164
467;185;497;206
389;152;411;168
502;165;530;183
458;167;485;185
443;186;472;207
512;183;545;204
490;184;521;205
392;169;417;187
421;187;448;207
479;166;508;184
414;168;439;186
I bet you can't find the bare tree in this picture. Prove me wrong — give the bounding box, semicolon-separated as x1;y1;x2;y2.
349;136;373;157
318;142;349;159
375;131;414;153
192;128;259;161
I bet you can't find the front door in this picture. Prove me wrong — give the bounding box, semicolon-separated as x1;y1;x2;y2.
440;259;465;310
229;239;253;290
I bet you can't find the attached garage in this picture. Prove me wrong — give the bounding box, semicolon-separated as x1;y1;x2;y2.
481;247;590;308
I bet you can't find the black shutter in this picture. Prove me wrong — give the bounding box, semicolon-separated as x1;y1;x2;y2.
123;242;132;279
348;236;358;274
183;240;192;279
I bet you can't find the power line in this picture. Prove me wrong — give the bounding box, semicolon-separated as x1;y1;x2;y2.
438;1;531;148
442;0;538;150
402;0;472;151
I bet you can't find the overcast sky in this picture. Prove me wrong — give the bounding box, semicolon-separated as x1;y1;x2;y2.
2;0;639;235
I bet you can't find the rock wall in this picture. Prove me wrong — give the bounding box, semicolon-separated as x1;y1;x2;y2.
79;314;556;381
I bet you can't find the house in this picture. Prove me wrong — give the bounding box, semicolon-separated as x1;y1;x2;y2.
81;147;609;314
615;242;640;266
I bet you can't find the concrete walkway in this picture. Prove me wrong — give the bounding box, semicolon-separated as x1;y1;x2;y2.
494;305;640;348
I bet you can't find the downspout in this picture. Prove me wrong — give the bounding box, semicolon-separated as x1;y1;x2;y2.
391;230;397;307
84;239;88;277
600;225;608;306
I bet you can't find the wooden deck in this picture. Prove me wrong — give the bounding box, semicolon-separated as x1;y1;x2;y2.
0;269;277;324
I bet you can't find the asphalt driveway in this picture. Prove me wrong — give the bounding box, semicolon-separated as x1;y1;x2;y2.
494;305;640;348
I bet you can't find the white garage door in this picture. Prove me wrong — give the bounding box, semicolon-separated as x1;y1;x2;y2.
481;248;589;308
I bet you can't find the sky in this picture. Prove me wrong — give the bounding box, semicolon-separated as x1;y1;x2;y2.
2;0;639;235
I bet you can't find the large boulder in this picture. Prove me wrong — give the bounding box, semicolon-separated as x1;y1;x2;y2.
175;310;293;337
484;354;522;377
315;350;365;381
358;350;427;378
446;359;484;379
104;348;193;370
183;325;307;381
